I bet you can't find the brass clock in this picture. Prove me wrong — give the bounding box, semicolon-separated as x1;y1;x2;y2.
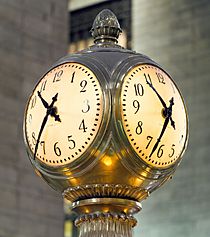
24;62;105;167
117;64;188;169
23;10;189;237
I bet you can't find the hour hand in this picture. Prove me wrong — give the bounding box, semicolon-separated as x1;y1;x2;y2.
170;117;175;130
48;93;61;122
49;93;58;107
50;107;61;122
38;91;49;109
167;97;176;130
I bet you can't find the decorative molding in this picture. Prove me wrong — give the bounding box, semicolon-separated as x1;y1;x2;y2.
63;184;149;202
75;211;137;228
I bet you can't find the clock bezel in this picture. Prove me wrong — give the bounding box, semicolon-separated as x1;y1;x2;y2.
113;57;189;176
23;56;111;178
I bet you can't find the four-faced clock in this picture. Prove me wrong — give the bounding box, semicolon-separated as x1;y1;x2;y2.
24;62;104;167
119;64;188;169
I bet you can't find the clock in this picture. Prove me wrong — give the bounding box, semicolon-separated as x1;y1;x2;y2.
24;62;105;167
22;11;190;234
117;64;188;169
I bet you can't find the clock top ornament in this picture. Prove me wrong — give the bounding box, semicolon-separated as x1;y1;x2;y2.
23;9;188;237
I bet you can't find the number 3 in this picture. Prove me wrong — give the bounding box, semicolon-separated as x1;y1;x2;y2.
82;100;90;113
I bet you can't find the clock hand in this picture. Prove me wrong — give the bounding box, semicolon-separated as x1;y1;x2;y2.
145;77;167;109
38;91;49;109
145;78;176;130
168;97;176;130
167;97;175;130
33;93;60;160
33;112;49;160
149;116;169;158
49;93;58;107
50;107;61;122
38;92;61;121
149;97;175;158
170;117;175;130
48;93;61;121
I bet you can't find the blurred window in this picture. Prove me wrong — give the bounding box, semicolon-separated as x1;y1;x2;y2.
68;0;131;53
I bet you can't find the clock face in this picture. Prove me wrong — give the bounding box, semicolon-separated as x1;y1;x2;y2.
119;64;188;169
25;62;104;167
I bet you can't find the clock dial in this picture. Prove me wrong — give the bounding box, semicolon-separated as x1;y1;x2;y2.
119;64;188;169
25;62;104;167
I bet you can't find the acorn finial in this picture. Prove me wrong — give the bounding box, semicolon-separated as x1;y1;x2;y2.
90;9;122;43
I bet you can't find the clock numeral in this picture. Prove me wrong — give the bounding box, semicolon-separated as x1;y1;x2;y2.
68;135;76;149
40;80;47;92
32;132;37;145
144;73;153;86
82;99;90;113
40;141;46;155
53;70;63;82
156;72;165;84
134;83;144;96
146;136;153;149
135;121;143;135
169;144;175;157
157;144;165;158
28;114;32;123
79;119;87;133
71;71;75;83
31;132;46;154
133;100;140;114
80;80;87;93
179;135;184;144
31;95;37;109
54;142;61;156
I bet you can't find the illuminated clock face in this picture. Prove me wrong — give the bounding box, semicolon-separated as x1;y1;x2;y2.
119;64;188;169
24;62;104;167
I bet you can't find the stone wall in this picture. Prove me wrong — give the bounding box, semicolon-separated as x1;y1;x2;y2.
133;0;210;236
0;0;68;236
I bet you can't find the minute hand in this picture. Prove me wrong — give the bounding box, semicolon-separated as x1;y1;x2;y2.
33;112;49;160
149;97;174;158
149;116;169;158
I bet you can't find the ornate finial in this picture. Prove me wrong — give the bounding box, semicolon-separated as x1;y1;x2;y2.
90;9;122;44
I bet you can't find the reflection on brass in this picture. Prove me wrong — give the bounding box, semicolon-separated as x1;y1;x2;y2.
72;198;142;215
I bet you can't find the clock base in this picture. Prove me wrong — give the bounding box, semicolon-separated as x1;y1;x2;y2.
73;198;141;237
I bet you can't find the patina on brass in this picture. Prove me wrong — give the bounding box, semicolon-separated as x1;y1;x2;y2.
23;9;188;237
